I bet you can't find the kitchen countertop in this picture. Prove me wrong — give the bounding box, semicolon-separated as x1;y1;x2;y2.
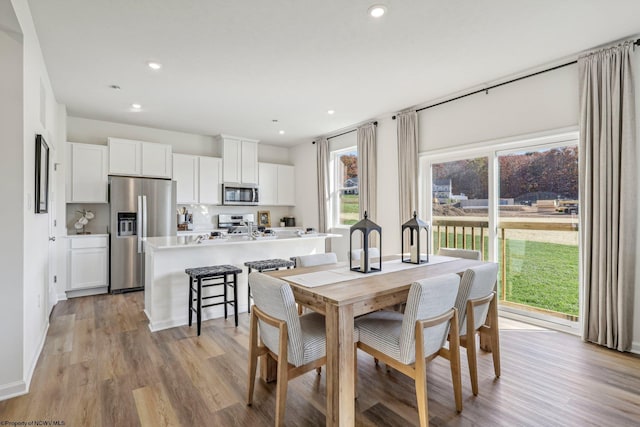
145;233;339;250
65;233;109;238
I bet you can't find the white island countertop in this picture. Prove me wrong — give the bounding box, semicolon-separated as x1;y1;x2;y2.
143;232;340;331
144;233;339;250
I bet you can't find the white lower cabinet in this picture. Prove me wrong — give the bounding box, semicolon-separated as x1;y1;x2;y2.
68;236;108;291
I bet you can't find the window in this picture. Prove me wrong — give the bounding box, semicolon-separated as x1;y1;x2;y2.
331;148;359;226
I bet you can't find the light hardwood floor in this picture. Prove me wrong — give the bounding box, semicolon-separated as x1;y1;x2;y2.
1;292;640;426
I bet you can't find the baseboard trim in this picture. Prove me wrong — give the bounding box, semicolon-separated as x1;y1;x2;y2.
631;341;640;355
0;380;28;401
56;292;67;301
65;286;108;298
24;322;49;393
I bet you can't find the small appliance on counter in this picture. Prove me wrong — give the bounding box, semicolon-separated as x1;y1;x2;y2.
284;216;296;227
218;213;255;234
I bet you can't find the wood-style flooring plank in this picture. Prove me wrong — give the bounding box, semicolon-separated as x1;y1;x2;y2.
2;291;640;427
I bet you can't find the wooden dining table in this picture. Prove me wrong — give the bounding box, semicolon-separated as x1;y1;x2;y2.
265;255;488;427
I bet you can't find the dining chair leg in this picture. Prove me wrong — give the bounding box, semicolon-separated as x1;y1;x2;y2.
449;311;463;412
414;355;429;427
489;296;501;378
275;325;289;427
247;311;258;406
316;367;322;375
466;333;479;396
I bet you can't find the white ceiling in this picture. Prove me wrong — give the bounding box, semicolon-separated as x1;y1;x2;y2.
27;0;640;147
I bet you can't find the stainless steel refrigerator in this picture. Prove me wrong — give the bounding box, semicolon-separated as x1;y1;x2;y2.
109;176;176;293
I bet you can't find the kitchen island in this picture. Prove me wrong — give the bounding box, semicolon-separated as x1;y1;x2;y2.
143;233;339;331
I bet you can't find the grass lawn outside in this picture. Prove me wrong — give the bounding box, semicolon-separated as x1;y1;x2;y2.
340;194;359;225
434;232;579;317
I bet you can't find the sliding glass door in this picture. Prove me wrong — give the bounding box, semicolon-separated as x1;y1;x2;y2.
424;132;580;328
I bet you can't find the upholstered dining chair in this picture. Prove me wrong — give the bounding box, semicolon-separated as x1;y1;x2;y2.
246;272;327;426
454;263;500;396
293;252;338;267
355;274;463;427
438;247;482;260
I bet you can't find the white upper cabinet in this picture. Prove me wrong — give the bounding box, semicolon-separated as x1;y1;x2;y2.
142;141;172;178
218;135;258;184
67;142;108;203
277;164;295;206
199;156;222;205
173;154;199;204
108;137;172;178
258;162;295;206
258;163;278;205
241;140;258;184
172;153;222;205
108;138;141;176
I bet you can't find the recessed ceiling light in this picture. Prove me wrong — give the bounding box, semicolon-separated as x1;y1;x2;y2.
272;119;279;123
131;103;142;110
109;84;121;90
147;61;162;70
368;4;387;18
279;130;285;135
327;110;335;115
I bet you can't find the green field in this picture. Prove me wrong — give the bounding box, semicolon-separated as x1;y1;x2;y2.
340;194;360;225
435;233;579;317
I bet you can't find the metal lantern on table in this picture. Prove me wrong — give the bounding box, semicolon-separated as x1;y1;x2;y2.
349;211;382;273
401;211;430;264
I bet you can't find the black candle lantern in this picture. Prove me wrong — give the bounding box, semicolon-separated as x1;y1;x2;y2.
401;211;430;264
349;211;382;273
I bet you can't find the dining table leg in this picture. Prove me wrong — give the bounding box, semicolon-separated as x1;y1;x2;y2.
325;302;355;427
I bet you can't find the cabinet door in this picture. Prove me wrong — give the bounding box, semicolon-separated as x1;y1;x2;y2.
70;143;108;203
222;138;241;183
199;156;222;205
69;248;108;289
277;165;296;206
258;163;277;205
108;138;142;175
142;142;172;178
173;154;198;204
241;140;258;184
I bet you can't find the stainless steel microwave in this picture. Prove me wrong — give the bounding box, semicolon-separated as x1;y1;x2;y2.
222;183;259;205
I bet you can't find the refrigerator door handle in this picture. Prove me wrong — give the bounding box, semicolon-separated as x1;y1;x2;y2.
137;195;143;253
142;195;148;238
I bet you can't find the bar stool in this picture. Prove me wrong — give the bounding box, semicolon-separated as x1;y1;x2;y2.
185;264;242;335
244;258;295;313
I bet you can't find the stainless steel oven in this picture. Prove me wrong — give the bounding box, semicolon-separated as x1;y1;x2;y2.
222;183;259;205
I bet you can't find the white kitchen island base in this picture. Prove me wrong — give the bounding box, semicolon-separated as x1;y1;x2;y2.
143;235;337;332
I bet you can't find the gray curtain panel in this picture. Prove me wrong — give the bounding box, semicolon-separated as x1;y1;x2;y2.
316;137;329;235
397;110;419;253
578;41;636;352
357;123;378;244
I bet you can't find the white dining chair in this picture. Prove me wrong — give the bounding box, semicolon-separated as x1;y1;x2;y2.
438;247;482;260
355;274;463;427
247;271;358;426
294;252;338;267
454;263;500;396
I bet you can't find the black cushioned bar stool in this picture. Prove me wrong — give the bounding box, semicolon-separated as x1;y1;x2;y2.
185;264;242;335
244;258;295;312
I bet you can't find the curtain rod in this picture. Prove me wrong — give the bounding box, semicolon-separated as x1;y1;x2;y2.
313;121;378;143
392;38;640;120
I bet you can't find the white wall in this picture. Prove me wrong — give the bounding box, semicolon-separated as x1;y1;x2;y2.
420;64;579;150
0;0;64;401
0;8;25;398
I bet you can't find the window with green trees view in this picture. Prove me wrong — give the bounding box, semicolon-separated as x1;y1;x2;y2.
334;149;359;226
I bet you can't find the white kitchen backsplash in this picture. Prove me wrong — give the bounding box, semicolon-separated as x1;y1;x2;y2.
177;204;294;230
66;203;110;235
